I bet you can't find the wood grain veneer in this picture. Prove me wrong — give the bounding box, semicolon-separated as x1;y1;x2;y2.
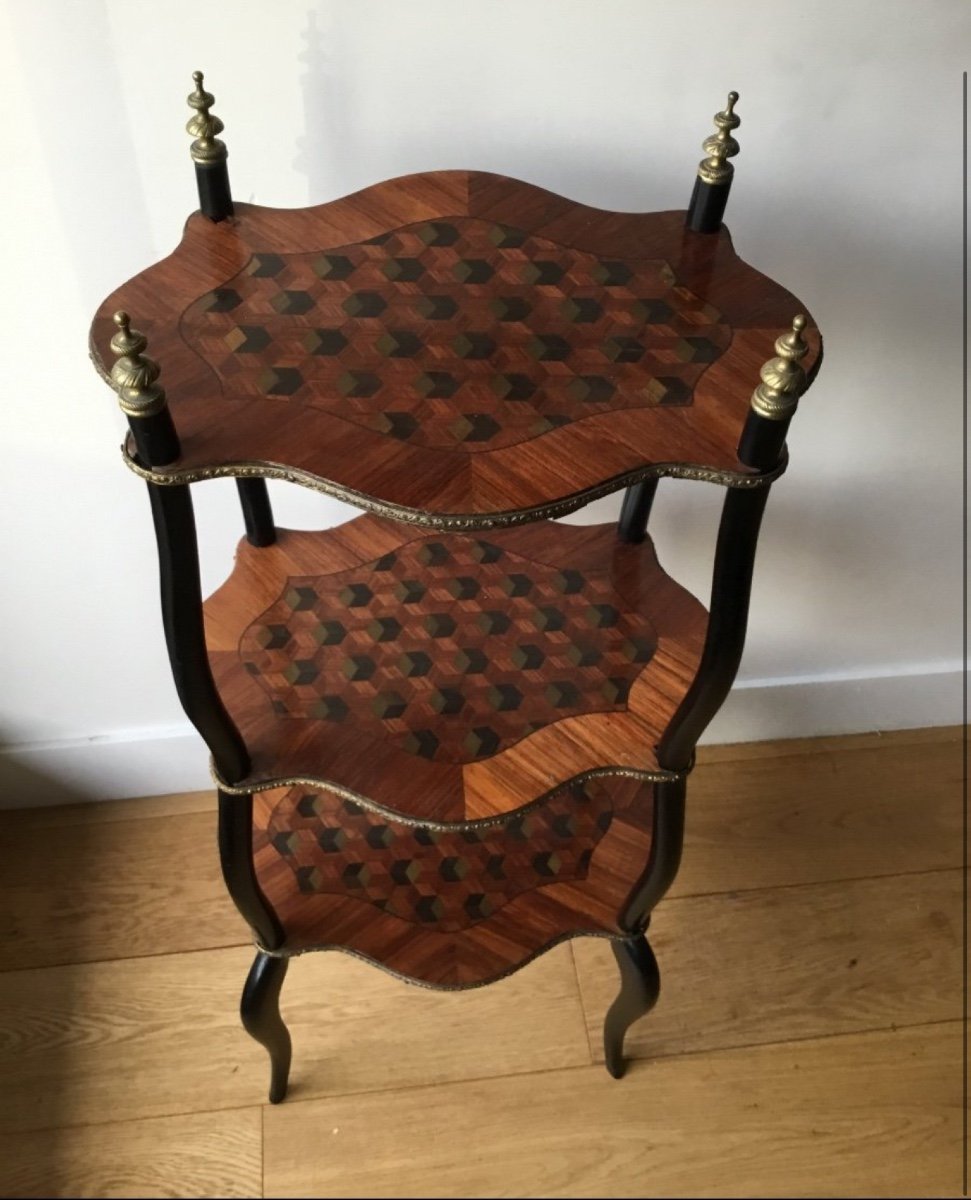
90;172;821;526
250;774;655;986
203;514;707;821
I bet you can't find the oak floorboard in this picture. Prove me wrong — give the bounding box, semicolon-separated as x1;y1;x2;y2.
0;807;246;972
671;732;962;897
573;868;962;1061
262;1022;962;1199
0;1108;261;1199
0;940;589;1134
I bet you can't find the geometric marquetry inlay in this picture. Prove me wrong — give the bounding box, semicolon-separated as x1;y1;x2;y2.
180;218;731;453
204;516;709;824
260;781;615;932
252;773;658;985
240;533;659;764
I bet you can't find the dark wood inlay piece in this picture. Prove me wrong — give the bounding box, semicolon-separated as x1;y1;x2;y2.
90;172;821;524
204;515;708;822
252;774;655;987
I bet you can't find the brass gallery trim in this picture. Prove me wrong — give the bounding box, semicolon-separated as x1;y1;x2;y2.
122;446;787;530
211;761;687;833
252;926;626;987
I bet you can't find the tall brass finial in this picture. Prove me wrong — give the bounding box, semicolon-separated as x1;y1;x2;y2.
750;315;810;420
697;92;741;185
110;312;167;418
186;70;227;164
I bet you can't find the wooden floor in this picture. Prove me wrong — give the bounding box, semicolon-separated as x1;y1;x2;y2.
0;727;963;1198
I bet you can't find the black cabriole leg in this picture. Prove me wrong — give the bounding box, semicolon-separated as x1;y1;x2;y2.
241;951;292;1103
603;932;660;1079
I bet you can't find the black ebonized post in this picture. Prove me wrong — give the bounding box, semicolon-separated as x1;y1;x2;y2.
115;305;293;1085
236;478;276;546
738;408;792;470
147;483;252;782
108;311;251;784
218;791;285;950
620;776;687;931
617;477;659;544
656;312;808;771
656;486;770;771
126;407;180;468
195;158;234;222
686;176;732;234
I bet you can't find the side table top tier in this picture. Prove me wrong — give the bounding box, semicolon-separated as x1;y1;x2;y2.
90;171;821;529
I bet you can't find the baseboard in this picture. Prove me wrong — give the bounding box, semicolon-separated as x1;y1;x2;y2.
0;664;962;808
703;662;963;746
0;727;208;809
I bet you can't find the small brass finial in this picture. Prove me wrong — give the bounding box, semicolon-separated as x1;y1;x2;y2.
186;70;227;164
750;315;810;420
110;311;167;418
697;91;741;186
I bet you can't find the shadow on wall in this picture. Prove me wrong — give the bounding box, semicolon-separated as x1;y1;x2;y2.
0;746;99;809
295;7;346;202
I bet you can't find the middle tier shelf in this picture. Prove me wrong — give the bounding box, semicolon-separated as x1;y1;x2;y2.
204;514;708;823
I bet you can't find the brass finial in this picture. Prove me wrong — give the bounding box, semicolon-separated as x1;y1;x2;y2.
697;91;741;186
186;70;227;164
750;315;810;420
110;312;167;418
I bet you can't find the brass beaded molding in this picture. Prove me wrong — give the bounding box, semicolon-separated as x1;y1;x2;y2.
120;445;788;530
211;761;686;832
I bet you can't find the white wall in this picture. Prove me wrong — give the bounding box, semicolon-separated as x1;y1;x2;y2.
0;0;964;804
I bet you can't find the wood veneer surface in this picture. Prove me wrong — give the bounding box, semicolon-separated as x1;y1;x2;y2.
203;514;707;821
251;774;655;985
90;172;821;525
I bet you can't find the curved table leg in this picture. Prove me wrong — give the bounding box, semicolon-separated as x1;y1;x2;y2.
603;932;661;1079
241;950;292;1103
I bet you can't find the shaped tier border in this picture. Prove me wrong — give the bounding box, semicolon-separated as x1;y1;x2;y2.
92;171;821;528
203;515;708;824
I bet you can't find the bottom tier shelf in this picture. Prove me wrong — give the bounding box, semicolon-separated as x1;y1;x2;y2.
253;774;655;987
205;514;707;824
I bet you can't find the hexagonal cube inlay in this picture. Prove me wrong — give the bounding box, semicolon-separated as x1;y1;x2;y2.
239;529;661;764
178;214;734;464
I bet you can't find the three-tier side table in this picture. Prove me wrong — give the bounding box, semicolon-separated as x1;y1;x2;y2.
89;75;822;1102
